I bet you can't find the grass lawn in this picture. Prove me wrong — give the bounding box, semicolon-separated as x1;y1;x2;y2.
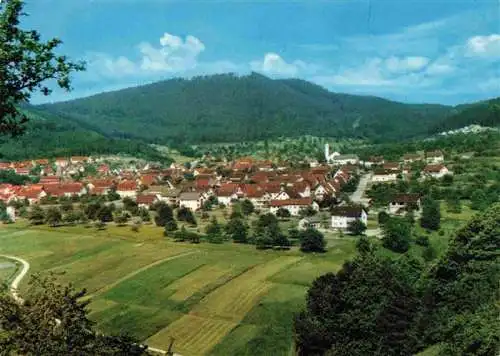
0;222;357;355
0;257;18;290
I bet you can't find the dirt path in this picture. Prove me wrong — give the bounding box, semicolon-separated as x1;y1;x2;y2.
0;254;30;303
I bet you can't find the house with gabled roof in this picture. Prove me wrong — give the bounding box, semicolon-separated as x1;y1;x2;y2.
269;198;319;216
425;150;445;164
388;194;421;215
136;194;159;208
116;180;138;198
331;206;368;230
423;164;450;179
403;153;422;164
371;169;399;183
179;192;204;211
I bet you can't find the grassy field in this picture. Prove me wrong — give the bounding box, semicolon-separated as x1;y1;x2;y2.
0;223;356;355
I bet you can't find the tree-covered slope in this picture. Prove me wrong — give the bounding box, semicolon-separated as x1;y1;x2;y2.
36;73;453;144
0;109;169;162
430;97;500;133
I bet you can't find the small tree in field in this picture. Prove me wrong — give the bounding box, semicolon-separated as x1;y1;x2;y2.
382;217;412;253
420;196;440;231
45;207;62;227
224;218;248;243
29;205;45;225
206;216;223;242
299;228;326;253
347;219;367;236
154;202;174;227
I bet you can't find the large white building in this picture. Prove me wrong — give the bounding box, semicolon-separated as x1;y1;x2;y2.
179;192;204;211
331;206;368;230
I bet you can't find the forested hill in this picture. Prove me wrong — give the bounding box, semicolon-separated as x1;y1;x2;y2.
0;109;170;162
36;73;453;144
430;97;500;133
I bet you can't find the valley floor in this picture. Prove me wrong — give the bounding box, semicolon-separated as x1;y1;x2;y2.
0;224;356;356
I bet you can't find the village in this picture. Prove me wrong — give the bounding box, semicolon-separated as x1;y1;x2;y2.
0;146;455;235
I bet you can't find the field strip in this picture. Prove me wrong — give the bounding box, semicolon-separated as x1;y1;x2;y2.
166;265;232;301
147;256;302;354
85;250;199;300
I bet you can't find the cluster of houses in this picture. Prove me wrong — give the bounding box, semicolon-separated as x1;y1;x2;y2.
365;150;451;183
0;149;440;231
0;156;360;222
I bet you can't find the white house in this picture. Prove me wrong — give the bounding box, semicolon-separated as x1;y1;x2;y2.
331;154;359;165
426;150;445;164
371;169;399;183
423;164;450;179
179;192;204;211
388;194;421;215
269;198;319;216
330;206;368;230
298;216;323;230
116;181;138;198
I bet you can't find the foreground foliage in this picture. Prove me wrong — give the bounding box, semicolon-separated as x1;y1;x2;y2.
295;203;500;355
0;274;147;355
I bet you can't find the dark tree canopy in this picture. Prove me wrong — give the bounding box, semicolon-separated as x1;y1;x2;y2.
0;0;84;135
0;274;146;355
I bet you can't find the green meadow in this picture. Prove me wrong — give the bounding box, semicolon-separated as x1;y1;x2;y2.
0;224;356;355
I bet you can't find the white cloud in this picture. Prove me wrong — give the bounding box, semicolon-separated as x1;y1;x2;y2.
385;56;429;73
312;56;438;89
139;33;205;72
85;32;205;79
425;62;456;75
86;53;137;78
250;53;301;76
465;34;500;57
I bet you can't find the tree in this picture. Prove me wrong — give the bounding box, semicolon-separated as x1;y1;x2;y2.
0;274;146;354
0;0;84;135
60;201;73;213
378;211;390;225
107;189;120;202
63;210;80;225
45;207;62;227
154;202;174;227
347;219;366;236
177;206;197;225
299;205;317;217
205;216;223;243
113;212;129;226
224;218;248;243
164;219;178;233
97;205;113;223
122;197;138;215
240;199;254;216
137;207;151;222
276;207;291;219
294;252;421;356
420;196;441;231
253;213;283;248
28;205;45;225
419;204;500;349
382;217;412;253
470;189;488;211
299;228;326;253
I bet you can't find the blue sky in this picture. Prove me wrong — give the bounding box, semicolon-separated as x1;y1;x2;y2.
24;0;500;105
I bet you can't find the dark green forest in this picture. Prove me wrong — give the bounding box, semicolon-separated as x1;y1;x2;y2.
0;110;171;162
36;73;456;144
430;98;500;133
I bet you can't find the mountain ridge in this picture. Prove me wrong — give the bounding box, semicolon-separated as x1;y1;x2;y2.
35;73;456;144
